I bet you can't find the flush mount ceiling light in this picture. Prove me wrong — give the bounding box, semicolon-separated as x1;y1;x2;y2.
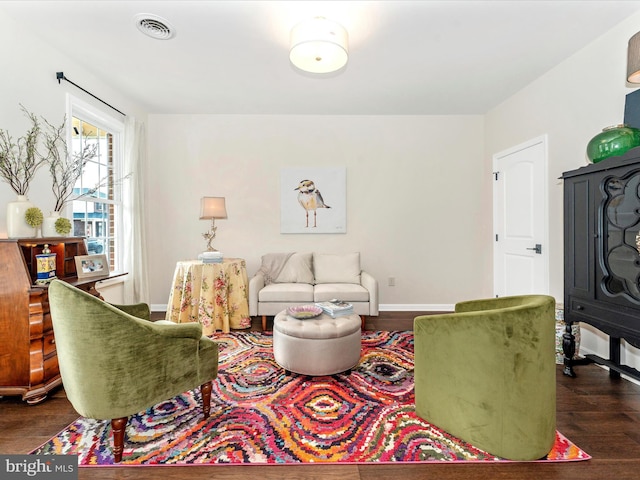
289;17;348;74
134;13;176;40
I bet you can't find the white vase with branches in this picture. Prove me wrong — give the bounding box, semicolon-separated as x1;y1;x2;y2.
0;106;46;238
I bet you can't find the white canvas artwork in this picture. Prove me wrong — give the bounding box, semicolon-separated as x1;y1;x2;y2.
280;167;346;234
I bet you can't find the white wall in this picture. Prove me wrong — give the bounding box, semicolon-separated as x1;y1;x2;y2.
147;114;491;309
0;10;148;302
5;2;640;376
0;8;493;311
485;11;640;371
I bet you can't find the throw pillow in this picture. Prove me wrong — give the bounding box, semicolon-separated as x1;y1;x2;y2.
313;252;361;284
275;253;315;284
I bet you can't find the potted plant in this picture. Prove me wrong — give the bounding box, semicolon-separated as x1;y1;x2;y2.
25;206;43;226
54;216;72;236
0;105;46;238
24;206;43;237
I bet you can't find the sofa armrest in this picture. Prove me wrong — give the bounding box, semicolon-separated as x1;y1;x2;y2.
249;272;266;316
360;270;379;316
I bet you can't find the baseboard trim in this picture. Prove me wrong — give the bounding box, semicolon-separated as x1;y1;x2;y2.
152;303;456;313
576;345;640;386
378;304;455;312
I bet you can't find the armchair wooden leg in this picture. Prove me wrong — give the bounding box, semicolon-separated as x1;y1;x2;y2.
201;381;212;419
360;315;366;330
111;417;127;463
262;315;267;331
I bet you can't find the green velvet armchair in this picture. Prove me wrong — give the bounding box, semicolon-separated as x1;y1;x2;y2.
414;294;556;461
47;280;219;462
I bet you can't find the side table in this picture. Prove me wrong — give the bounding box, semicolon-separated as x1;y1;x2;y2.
166;258;251;334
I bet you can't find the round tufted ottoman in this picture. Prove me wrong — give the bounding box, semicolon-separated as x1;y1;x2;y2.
272;310;362;376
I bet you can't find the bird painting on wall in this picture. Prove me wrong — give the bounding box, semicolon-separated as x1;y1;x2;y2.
295;179;331;227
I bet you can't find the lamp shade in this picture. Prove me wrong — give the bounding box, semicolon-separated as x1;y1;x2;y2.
628;31;640;83
290;17;348;74
200;197;227;219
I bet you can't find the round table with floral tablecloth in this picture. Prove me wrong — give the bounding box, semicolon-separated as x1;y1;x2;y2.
166;258;251;334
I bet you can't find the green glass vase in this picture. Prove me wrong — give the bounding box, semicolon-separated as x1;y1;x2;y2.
586;124;640;163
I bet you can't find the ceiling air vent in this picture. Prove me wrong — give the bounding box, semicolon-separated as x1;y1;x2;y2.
134;13;175;40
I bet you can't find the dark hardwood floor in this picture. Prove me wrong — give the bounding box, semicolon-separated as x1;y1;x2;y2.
1;312;640;479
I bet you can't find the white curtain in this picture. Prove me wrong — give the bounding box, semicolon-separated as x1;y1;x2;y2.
123;116;149;304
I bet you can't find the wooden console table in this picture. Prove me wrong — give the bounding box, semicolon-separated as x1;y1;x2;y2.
0;237;124;404
166;258;251;334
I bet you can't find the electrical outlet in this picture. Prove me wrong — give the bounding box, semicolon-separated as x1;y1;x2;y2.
388;277;396;287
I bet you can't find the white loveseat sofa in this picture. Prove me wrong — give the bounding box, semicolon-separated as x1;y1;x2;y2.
249;252;379;330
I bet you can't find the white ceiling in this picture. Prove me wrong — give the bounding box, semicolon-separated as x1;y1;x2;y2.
3;0;640;115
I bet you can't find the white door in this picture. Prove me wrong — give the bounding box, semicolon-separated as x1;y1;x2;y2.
493;136;549;297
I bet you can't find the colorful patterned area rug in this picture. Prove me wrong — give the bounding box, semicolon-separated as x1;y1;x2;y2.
32;331;589;466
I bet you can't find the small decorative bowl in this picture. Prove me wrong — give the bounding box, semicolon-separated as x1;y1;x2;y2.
287;305;323;319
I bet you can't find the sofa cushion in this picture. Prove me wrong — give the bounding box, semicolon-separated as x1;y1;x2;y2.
258;283;314;302
313;252;361;284
275;253;314;284
314;283;370;302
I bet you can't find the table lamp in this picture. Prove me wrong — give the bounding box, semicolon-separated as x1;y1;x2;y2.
200;196;227;252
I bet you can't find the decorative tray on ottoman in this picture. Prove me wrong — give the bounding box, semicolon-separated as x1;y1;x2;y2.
287;305;323;319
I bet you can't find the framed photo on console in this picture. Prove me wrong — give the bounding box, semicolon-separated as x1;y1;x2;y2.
75;254;109;278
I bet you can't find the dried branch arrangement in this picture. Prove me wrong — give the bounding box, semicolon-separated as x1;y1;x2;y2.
42;117;97;212
0;105;46;195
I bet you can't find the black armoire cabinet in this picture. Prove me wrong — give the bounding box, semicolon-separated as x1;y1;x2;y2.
563;148;640;381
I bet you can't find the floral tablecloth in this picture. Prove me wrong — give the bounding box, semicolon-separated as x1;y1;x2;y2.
166;258;251;334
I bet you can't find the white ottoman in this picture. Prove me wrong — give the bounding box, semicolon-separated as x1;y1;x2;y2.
272;310;362;376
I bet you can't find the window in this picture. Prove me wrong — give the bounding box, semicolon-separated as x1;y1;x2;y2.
68;97;124;273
